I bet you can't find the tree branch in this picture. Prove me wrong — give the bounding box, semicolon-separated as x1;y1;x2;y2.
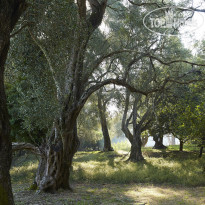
87;0;108;30
149;55;205;67
28;27;62;102
10;22;29;38
12;142;41;155
128;0;165;8
10;0;28;31
77;0;86;19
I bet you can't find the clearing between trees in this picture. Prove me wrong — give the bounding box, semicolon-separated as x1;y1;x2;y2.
11;145;205;205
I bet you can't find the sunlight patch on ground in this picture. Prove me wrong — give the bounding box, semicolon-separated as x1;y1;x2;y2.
116;150;129;155
124;185;205;205
13;183;205;205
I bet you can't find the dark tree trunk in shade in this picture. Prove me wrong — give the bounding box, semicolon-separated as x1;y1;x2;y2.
129;131;144;162
0;1;27;204
97;91;113;152
153;135;167;149
0;46;14;204
199;146;203;158
179;140;183;151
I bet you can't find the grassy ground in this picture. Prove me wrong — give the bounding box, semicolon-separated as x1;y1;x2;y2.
11;145;205;204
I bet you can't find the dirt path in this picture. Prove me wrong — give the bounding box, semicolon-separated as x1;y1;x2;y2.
13;183;205;205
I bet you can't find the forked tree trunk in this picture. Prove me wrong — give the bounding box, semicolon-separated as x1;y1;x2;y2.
121;92;145;162
153;135;167;149
97;91;113;152
179;140;183;151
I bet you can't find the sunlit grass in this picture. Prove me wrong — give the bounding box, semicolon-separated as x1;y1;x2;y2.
71;147;205;186
11;154;38;184
10;145;205;187
123;185;205;205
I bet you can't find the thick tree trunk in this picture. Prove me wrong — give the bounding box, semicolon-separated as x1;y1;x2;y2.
179;140;183;151
129;131;144;162
153;135;167;149
199;146;203;158
97;91;113;152
0;1;27;204
0;64;14;205
35;119;80;192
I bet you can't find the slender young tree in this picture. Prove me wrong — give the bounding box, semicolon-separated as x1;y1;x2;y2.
97;88;114;151
122;90;157;161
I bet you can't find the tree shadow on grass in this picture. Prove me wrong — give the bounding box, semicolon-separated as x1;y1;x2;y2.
74;151;125;163
73;154;205;186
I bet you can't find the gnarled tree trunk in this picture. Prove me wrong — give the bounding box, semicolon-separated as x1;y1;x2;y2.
27;0;108;192
0;1;27;204
35;115;80;192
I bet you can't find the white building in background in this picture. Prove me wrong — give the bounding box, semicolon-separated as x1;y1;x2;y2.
145;134;180;147
112;134;180;148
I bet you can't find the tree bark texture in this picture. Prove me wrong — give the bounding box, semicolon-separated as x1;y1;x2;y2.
34;117;80;192
0;1;27;204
